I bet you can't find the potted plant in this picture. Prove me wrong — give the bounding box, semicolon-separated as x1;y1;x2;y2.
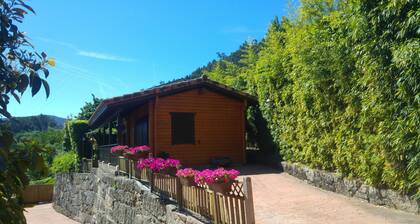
110;145;129;156
161;158;181;176
124;145;150;160
136;157;156;180
126;145;151;160
176;168;198;186
195;168;240;194
136;157;181;176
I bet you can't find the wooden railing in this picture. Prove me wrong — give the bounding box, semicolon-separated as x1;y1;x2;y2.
118;157;255;224
97;144;118;166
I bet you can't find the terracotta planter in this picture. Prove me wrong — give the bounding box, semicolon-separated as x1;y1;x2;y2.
208;181;233;194
179;176;196;186
112;151;124;157
124;154;136;160
124;152;149;160
160;167;177;176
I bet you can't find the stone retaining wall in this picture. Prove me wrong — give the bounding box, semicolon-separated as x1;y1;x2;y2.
53;163;205;224
281;161;419;214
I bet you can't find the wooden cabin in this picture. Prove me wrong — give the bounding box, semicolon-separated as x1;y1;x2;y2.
89;76;256;166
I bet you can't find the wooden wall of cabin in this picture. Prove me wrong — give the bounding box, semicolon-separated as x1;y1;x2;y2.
124;103;152;147
155;88;246;166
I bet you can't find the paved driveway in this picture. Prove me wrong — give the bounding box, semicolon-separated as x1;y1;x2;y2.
24;203;78;224
239;165;420;224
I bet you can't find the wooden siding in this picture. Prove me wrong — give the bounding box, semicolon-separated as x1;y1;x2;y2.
155;88;246;166
126;103;149;146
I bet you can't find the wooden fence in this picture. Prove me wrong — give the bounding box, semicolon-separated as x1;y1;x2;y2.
117;157;255;224
22;184;54;204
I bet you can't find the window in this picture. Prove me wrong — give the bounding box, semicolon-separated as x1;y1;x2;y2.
171;112;195;144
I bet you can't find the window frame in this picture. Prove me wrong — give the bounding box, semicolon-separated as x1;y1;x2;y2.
170;112;195;145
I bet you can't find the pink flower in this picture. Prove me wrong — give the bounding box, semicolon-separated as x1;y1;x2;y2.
137;157;154;170
165;158;181;168
176;168;198;177
110;145;128;154
136;157;182;172
194;168;240;185
130;145;151;154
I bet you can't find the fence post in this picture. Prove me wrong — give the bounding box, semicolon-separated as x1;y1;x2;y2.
176;177;183;210
150;169;155;192
210;191;220;224
128;159;132;178
243;177;255;224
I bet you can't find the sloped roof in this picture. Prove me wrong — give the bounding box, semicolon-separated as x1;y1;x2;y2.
89;76;257;127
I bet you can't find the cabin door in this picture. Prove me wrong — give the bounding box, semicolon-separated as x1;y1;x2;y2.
135;117;148;145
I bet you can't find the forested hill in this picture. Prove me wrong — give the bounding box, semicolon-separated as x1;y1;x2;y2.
0;114;66;133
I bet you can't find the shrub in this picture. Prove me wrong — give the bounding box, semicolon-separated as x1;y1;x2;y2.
30;176;55;185
63;120;93;170
51;151;78;174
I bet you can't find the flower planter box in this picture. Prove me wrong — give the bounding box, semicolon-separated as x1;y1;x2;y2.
208;181;233;194
179;176;196;187
160;167;177;176
124;152;148;161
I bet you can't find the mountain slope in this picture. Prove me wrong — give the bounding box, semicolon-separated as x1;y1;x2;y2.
0;114;66;133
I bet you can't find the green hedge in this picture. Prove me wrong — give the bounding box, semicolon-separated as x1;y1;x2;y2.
199;1;419;196
51;150;78;174
63;120;93;165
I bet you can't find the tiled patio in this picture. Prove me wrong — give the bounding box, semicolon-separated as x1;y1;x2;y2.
238;165;420;224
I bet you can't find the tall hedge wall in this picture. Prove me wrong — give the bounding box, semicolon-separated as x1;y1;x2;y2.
63;120;92;160
190;0;419;196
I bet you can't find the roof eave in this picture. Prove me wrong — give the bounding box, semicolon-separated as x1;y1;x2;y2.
88;102;108;127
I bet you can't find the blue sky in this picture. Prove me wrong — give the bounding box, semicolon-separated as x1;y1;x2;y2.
9;1;290;118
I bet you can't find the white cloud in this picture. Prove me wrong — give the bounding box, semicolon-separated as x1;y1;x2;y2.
36;37;135;62
77;51;135;62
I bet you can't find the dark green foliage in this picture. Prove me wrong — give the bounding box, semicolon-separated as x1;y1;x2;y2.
51;151;77;174
177;1;419;196
0;128;48;223
63;120;93;167
77;94;102;120
29;176;55;185
16;129;64;164
0;0;53;223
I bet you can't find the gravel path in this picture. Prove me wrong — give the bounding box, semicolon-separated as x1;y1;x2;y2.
239;165;420;224
24;203;78;224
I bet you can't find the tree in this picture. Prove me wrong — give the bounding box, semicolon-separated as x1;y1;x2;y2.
0;0;54;118
76;94;102;120
0;1;53;223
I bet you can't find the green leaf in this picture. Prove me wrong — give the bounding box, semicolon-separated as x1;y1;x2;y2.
17;0;36;14
42;68;49;78
31;74;41;96
11;92;20;104
17;75;29;93
41;79;50;98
